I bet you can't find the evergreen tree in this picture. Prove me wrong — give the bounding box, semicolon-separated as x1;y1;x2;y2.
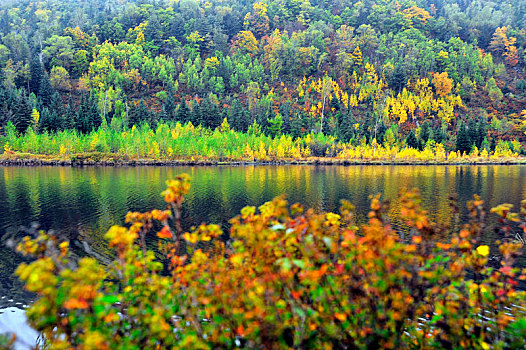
0;88;10;128
467;118;478;149
87;92;101;130
29;56;44;95
39;107;60;132
144;14;163;50
49;92;65;131
266;113;283;138
163;92;176;121
75;94;91;133
128;100;151;128
175;100;190;124
158;105;168;122
11;91;32;133
337;110;355;142
330;96;340;112
405;130;420;149
63;96;76;129
190;101;201;126
76;93;99;133
475;118;486;149
420;120;432;144
432;124;446;144
389;64;407;92
456;121;471;154
374;120;388;145
481;137;491;151
289;112;304;138
201;98;221;129
228;99;248;132
279;102;292;135
38;73;54;108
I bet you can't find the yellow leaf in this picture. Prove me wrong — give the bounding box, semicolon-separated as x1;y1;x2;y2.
335;313;347;321
476;245;489;257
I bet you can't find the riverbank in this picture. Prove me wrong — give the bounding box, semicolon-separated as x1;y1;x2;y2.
1;152;526;166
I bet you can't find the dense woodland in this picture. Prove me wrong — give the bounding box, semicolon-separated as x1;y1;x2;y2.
0;0;525;155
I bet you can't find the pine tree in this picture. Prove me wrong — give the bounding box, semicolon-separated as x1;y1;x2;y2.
11;92;33;133
330;96;340;112
432;124;446;144
75;94;90;133
475;118;486;149
175;100;190;124
29;56;44;95
289;112;305;138
38;73;54;108
128;100;150;128
40;107;55;132
266;113;283;138
190;101;201;126
63;96;76;130
87;92;101;130
201;98;221;129
228;99;248;132
405;130;420;149
337;110;355;142
455;121;471;154
375;120;387;145
481;137;491;151
164;92;176;121
420;120;432;144
467;118;478;150
389;64;407;92
50;92;65;131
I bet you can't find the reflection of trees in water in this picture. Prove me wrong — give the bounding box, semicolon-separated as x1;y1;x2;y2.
1;165;526;305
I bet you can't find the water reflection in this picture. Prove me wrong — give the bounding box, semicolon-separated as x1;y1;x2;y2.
1;165;526;305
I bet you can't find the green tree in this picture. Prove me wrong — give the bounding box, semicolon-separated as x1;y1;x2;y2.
456;121;471;154
11;92;32;133
266;113;283;137
38;73;55;108
29;56;44;94
128;100;151;128
337;110;355;142
405;130;420;149
175;100;190;124
72;50;90;78
43;35;75;69
49;66;71;91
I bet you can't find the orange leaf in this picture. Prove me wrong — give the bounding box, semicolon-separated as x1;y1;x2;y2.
334;313;347;321
157;226;172;239
64;298;89;310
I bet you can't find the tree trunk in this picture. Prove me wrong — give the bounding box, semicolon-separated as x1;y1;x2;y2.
320;96;326;134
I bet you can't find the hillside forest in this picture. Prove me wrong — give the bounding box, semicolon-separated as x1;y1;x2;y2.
0;0;526;158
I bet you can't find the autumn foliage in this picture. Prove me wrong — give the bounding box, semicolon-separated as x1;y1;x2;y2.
14;175;526;349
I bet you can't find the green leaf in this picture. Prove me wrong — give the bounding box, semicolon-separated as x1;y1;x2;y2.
293;259;306;269
101;295;119;304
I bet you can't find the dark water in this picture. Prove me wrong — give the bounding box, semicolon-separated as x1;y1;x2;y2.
1;165;526;306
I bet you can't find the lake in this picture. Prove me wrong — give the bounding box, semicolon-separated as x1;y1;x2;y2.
1;164;526;309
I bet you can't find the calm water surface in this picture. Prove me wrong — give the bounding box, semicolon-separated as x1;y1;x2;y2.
1;165;526;306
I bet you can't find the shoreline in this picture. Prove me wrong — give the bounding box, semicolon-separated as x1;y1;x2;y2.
2;153;526;167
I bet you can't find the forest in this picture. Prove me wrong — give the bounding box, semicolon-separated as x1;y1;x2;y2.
0;0;525;160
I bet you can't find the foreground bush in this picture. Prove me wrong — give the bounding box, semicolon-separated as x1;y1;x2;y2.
15;174;526;349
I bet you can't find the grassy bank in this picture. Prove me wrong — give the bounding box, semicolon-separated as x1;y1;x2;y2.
2;151;526;167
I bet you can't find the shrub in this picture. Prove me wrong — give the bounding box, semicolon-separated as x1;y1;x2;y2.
14;175;526;349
